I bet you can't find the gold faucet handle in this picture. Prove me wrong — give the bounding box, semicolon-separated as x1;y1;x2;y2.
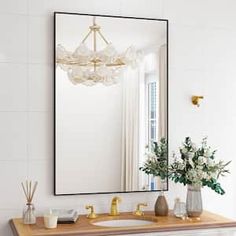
134;203;148;216
85;205;97;219
112;196;122;203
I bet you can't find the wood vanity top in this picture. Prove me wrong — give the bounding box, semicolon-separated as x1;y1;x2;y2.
10;211;236;236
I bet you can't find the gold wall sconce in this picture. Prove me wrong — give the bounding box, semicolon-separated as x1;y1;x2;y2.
192;96;204;107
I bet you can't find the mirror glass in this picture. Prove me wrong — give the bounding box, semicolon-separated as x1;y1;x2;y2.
54;13;168;195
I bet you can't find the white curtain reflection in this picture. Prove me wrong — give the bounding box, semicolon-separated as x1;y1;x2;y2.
121;45;167;192
139;51;160;191
121;64;145;191
158;44;167;139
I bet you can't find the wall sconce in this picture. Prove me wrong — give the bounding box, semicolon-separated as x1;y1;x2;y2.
192;96;204;107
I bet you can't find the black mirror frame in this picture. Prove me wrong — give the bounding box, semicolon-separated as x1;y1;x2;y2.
53;12;169;196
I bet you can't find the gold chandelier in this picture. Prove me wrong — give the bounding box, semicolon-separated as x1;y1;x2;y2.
56;16;140;86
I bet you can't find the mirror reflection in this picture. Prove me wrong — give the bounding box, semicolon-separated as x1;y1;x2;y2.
55;13;168;195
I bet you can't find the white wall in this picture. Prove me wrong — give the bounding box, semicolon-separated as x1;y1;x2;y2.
0;0;236;235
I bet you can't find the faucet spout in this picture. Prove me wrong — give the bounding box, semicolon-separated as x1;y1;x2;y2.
109;196;121;216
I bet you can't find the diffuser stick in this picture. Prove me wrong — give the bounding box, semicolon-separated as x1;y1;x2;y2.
30;182;38;203
21;183;28;200
22;180;38;224
26;180;29;201
29;181;32;202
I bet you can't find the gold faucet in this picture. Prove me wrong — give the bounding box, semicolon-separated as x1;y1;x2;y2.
85;205;97;219
109;196;122;216
134;203;148;216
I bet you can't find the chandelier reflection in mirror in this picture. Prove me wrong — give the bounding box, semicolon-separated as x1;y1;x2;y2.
56;16;141;86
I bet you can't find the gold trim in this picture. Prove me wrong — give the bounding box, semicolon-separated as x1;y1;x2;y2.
56;59;125;67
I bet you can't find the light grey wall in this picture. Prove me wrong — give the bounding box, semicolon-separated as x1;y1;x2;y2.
0;0;236;235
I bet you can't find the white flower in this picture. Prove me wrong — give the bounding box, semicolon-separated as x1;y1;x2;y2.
198;156;206;164
188;158;194;168
207;158;215;167
187;152;194;159
181;147;188;154
209;172;217;179
204;149;211;158
205;173;212;180
196;164;203;170
191;143;197;151
145;152;156;162
178;162;185;170
201;171;209;179
187;169;197;180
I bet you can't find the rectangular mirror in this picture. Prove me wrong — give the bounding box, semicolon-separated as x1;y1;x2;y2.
54;12;168;195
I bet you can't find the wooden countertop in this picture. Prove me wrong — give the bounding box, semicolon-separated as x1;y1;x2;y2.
9;211;236;236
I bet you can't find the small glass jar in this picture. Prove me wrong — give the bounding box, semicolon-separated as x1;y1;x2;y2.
173;198;186;218
23;203;36;224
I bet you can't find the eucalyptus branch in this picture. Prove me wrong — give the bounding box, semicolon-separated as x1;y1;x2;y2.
139;138;168;180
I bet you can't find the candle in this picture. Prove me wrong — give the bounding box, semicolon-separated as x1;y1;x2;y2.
44;210;58;229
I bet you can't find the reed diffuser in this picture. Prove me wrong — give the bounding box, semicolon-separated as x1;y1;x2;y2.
21;180;38;224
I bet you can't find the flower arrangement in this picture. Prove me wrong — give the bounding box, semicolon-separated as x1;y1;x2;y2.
169;137;231;195
139;138;168;180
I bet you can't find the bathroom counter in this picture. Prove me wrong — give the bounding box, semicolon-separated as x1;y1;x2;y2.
9;211;236;236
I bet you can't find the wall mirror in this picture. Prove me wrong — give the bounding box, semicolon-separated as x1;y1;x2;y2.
54;12;168;195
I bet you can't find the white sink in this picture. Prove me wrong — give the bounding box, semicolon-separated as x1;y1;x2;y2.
92;219;155;227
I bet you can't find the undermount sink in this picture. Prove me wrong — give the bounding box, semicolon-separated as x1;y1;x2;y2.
92;219;154;227
91;216;157;228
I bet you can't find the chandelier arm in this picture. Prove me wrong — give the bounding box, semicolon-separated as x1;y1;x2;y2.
106;62;125;67
82;29;92;43
93;28;97;72
97;30;109;45
93;28;96;52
